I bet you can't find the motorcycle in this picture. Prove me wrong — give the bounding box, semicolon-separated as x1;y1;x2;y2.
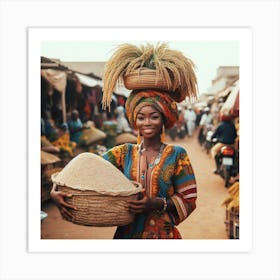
204;127;214;154
213;140;238;188
168;124;186;140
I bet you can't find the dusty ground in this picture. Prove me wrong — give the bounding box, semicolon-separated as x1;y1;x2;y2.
41;129;230;239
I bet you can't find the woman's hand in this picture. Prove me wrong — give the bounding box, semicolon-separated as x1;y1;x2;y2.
50;188;77;221
127;196;162;214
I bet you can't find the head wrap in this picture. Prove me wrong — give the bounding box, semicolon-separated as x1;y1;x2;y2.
125;90;178;129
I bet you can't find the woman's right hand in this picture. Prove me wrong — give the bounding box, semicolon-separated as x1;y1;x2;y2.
50;187;77;222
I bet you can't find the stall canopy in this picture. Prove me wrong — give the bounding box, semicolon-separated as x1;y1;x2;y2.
41;69;67;93
113;86;131;98
41;69;67;122
75;72;103;87
218;87;231;98
41;56;104;122
221;81;239;117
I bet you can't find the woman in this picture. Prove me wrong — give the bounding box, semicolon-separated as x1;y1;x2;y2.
51;89;197;239
51;42;198;238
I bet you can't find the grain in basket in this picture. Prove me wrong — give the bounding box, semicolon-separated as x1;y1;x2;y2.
51;152;142;226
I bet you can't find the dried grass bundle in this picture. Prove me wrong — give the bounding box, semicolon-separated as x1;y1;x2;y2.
102;43;198;109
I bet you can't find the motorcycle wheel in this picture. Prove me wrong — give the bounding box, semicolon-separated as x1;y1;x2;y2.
204;141;211;154
223;168;231;188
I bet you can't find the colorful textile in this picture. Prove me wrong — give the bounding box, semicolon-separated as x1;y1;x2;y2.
125;90;178;129
52;133;76;156
102;143;197;239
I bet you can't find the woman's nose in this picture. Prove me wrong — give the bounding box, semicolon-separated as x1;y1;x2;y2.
144;118;150;125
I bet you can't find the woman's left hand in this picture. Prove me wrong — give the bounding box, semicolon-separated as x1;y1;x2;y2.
127;196;161;214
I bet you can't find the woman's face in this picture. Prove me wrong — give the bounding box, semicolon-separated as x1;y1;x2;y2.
136;105;164;139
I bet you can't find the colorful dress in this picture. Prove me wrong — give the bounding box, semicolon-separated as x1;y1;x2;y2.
102;143;197;239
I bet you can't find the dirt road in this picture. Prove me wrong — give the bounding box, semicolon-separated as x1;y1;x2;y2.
41;129;229;239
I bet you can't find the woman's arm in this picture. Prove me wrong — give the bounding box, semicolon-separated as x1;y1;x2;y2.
169;147;197;225
50;184;77;221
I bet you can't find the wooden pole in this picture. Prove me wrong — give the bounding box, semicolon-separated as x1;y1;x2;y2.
61;88;66;123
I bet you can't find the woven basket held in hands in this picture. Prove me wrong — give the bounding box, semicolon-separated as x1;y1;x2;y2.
51;152;142;227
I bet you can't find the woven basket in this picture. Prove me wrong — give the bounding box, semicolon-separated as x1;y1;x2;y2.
56;181;141;226
51;152;143;226
124;68;175;91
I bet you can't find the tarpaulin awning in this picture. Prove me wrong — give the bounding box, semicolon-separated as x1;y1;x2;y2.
41;69;67;93
75;72;103;87
41;69;67;122
218;87;231;98
114;86;131;98
221;81;239;117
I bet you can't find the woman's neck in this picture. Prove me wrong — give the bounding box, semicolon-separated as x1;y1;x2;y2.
142;137;162;151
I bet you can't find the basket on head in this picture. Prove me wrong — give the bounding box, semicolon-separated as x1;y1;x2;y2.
123;68;171;91
102;43;198;109
51;152;142;226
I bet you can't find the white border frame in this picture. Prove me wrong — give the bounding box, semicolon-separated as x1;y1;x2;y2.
1;1;279;279
28;27;252;253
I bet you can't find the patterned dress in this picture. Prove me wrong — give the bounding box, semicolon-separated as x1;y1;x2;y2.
102;143;197;239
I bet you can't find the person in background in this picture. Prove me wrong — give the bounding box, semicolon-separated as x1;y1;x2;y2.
195;108;203;128
198;107;212;146
115;105;132;134
51;123;77;157
184;106;197;137
211;111;237;174
67;109;88;144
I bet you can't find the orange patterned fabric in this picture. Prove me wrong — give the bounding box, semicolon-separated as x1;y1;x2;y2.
102;143;197;239
125;90;178;129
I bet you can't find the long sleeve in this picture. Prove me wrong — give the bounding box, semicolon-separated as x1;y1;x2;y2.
170;147;197;225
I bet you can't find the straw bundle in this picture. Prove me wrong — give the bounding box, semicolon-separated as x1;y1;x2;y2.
51;152;142;226
221;182;239;210
79;127;106;146
115;133;137;145
102;43;198;109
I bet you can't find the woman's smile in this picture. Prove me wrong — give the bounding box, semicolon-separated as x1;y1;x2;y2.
142;127;154;134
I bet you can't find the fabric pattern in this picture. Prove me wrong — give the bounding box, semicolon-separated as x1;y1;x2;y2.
51;133;76;156
102;143;197;239
125;90;178;129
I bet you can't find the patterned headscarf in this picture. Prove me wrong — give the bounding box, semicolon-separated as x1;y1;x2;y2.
125;90;178;129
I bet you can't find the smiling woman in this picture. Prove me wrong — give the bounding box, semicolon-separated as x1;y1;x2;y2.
50;42;199;239
101;88;198;239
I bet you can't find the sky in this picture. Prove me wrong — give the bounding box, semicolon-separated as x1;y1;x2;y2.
41;40;239;94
